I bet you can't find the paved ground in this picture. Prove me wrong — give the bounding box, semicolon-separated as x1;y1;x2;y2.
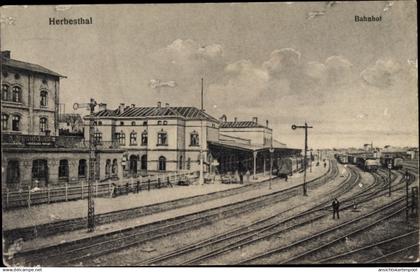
4;162;329;253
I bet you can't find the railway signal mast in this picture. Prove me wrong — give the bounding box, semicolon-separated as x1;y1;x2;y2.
73;98;98;232
291;122;313;196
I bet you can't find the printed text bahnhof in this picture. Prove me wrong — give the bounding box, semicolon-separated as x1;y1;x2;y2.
49;17;93;25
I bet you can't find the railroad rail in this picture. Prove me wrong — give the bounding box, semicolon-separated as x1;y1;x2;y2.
12;160;338;266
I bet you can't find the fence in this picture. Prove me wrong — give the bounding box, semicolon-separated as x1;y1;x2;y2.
2;171;198;210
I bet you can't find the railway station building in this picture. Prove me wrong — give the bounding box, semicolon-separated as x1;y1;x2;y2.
1;51;124;190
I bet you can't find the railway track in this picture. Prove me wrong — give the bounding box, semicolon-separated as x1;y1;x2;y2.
237;169;417;265
145;166;412;265
138;165;373;265
318;230;419;264
241;197;408;265
13;160;339;266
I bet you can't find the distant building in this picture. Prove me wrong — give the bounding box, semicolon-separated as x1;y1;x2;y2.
58;113;84;136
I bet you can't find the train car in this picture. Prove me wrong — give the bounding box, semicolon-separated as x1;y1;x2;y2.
355;156;365;169
380;157;404;170
364;158;380;172
336;154;348;164
347;155;357;165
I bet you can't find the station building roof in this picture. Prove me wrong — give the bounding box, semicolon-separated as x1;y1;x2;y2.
1;51;65;78
220;121;269;129
89;106;220;123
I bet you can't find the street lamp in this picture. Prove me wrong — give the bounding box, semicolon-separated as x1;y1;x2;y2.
74;98;98;232
291;122;313;196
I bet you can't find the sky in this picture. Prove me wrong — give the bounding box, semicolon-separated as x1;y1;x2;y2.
1;2;418;149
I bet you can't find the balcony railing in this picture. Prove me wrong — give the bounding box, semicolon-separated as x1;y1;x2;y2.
2;133;120;149
1;133;57;147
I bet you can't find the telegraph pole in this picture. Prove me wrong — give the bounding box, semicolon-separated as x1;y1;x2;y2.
74;98;97;232
292;122;313;196
404;170;410;220
388;162;392;197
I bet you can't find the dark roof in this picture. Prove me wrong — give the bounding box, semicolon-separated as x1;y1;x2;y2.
1;56;65;78
220;121;268;129
90;106;219;123
59;113;83;123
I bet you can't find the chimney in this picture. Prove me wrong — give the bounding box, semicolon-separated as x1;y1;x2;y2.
219;114;227;122
98;103;107;111
118;103;125;113
131;104;135;108
234;117;238;122
1;51;11;59
165;103;169;107
252;117;258;123
157;101;161;108
124;105;130;112
266;120;269;127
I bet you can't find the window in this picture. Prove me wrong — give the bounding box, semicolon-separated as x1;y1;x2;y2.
157;121;162;125
40;90;48;107
158;156;166;171
97;121;102;125
141;155;147;170
78;159;87;177
129;155;138;175
179;155;183;170
120;121;124;126
105;159;111;177
112;159;118;175
32;159;48;182
141;130;148;146
117;131;126;145
163;121;168;125
93;131;102;144
2;113;8;130
187;158;191;170
58;160;69;180
12;115;20;131
190;131;199;146
39;117;48;133
6;160;20;184
130;131;137;145
131;121;136;126
143;121;147;126
157;131;168;146
12;86;22;103
2;84;9;101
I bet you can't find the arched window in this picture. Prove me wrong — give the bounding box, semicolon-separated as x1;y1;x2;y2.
58;159;69;180
187;158;191;170
39;117;48;133
78;159;87;177
105;159;111;177
141;130;148;146
2;113;9;130
158;156;166;171
12;115;20;131
131;121;136;126
40;90;48;107
141;155;147;170
2;84;9;101
190;131;199;146
32;159;48;184
6;160;20;184
130;131;137;145
112;159;118;175
179;155;183;170
157;130;168;146
12;86;22;103
129;155;138;174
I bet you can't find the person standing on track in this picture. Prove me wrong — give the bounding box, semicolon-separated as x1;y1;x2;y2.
332;198;340;219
